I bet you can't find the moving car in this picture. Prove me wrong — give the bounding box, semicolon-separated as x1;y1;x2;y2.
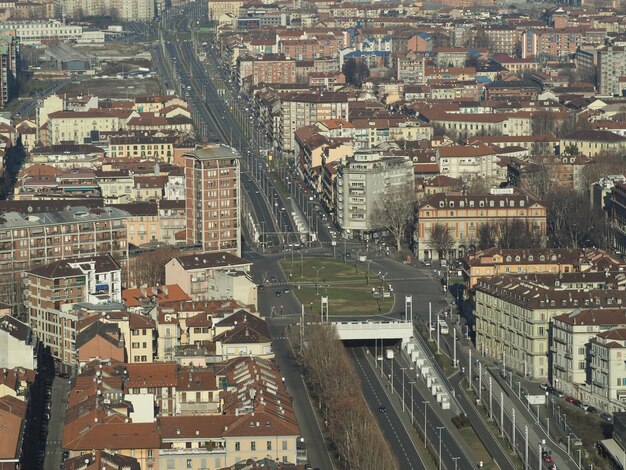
378;405;387;413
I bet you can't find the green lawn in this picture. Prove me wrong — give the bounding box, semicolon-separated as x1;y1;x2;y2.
279;257;394;316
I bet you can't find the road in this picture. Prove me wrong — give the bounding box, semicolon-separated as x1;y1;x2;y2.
350;347;428;470
43;375;71;470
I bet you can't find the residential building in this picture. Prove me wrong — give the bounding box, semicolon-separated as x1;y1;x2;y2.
165;252;256;307
25;144;105;170
0;315;38;370
183;145;241;256
436;144;503;180
24;254;122;363
590;328;626;412
334;150;414;238
47;110;120;145
475;274;626;379
416;191;547;261
213;310;272;360
0;394;26;469
0;30;18;108
279;92;349;153
1;20;98;45
0;205;128;306
108;136;175;164
552;308;626;408
61;0;155;20
560;130;626;158
251;55;296;85
92;309;157;364
111;202;160;248
598;42;626;97
462;247;625;289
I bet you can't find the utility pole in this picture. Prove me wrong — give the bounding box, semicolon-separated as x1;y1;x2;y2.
300;304;304;355
453;326;457;367
468;349;472;391
500;391;504;437
436;312;440;355
428;302;432;341
524;425;528;470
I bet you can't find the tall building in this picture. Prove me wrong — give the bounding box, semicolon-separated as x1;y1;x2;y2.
0;30;18;108
334;150;414;239
184;145;241;256
597;41;626;97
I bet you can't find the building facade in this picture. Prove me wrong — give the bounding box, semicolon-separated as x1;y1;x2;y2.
184;145;241;256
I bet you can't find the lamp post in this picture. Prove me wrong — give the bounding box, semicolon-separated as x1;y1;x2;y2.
437;426;444;470
422;401;428;445
409;380;416;425
452;457;460;470
400;367;407;412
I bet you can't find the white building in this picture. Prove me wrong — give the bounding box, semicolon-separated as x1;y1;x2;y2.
334;150;414;238
2;20;104;45
0;315;38;370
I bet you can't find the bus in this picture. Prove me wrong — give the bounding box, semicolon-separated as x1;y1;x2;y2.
438;319;449;335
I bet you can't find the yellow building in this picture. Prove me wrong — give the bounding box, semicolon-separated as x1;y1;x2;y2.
47;109;120;145
416;191;547;261
560;130;626;157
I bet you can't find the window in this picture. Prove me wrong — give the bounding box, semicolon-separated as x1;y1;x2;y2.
267;441;272;451
251;441;256;451
282;440;288;450
186;459;192;469
235;442;241;451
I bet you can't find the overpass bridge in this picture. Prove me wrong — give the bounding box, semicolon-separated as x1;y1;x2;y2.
306;320;414;342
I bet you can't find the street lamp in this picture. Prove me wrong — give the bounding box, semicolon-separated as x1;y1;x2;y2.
452;457;460;470
437;426;444;470
422;401;428;445
400;367;406;412
409;381;416;425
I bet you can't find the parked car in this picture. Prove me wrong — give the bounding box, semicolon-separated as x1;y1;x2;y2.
573;399;584;409
539;383;550;391
551;389;564;398
587;406;598;414
565;396;576;404
275;290;281;297
542;451;553;462
284;287;290;294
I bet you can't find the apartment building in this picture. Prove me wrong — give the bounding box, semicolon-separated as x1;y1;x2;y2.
0;205;128;305
590;328;626;412
475;275;626;379
47;110;120;145
62;0;155;20
24;254;121;364
552;308;626;408
334;150;414;238
598;42;626;97
462;248;625;289
165;252;256;307
436;144;503;180
108;136;175;163
279;92;349;153
251;55;296;85
560;130;626;158
416;191;547;261
25;144;105;170
184;145;241;256
0;30;18;108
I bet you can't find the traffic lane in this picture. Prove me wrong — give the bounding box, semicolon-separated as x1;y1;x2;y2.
449;372;515;469
350;347;426;470
267;318;335;470
383;354;474;470
43;375;70;470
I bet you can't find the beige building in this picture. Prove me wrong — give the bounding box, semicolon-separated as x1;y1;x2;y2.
279;92;350;153
165;252;256;308
590;328;626;412
62;0;155;20
47;110;120;145
475;274;626;379
416;191;547;261
560;130;626;158
108;136;175;163
552;308;626;408
208;0;245;20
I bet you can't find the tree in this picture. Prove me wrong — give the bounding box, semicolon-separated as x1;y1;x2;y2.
478;222;498;250
563;144;579;156
127;246;179;288
531;110;557;136
372;184;415;252
342;58;370;88
428;223;454;259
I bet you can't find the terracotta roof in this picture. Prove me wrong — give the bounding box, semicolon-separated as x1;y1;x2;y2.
553;308;626;327
159;415;237;440
124;362;178;388
122;284;190;308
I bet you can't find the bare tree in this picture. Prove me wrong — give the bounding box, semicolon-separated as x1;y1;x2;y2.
298;323;396;470
127;246;179;288
531;110;556;136
372;183;415;252
478;222;498;250
428;223;454;259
